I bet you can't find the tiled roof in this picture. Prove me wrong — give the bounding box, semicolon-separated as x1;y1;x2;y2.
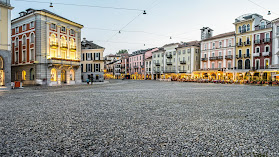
177;41;200;48
202;31;235;41
163;43;179;47
81;40;104;49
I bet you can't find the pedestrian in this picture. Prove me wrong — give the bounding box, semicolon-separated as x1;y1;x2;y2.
86;78;89;85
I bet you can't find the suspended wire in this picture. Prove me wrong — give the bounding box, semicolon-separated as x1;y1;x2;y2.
247;0;279;15
14;0;145;11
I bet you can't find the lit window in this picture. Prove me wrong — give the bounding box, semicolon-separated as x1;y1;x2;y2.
22;36;26;45
30;33;35;43
70;29;75;35
51;68;57;81
22;70;26;80
16;27;19;33
70;69;75;81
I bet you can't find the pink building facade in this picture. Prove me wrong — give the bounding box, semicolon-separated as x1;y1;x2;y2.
201;32;236;71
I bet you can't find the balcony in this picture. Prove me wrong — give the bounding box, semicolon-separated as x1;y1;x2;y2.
263;38;271;43
155;62;160;66
70;45;76;51
153;70;161;74
225;55;233;60
262;52;270;56
166;62;172;65
244;41;251;46
253;52;260;57
254;39;261;45
180;60;186;64
61;43;68;49
209;57;217;61
50;41;58;48
237;42;243;47
48;58;80;66
201;58;208;62
164;70;176;73
244;54;250;58
217;56;223;60
235;55;242;59
166;54;172;58
134;66;138;69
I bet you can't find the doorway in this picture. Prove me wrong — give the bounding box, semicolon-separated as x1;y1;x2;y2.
61;70;66;83
0;70;4;86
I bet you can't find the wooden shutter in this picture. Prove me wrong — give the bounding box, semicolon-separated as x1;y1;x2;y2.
82;54;85;61
93;64;95;72
91;64;93;72
90;53;93;60
86;53;88;60
93;53;96;61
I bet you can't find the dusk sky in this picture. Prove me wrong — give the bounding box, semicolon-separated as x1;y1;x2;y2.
11;0;279;55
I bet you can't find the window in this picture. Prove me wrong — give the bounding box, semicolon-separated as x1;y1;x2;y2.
61;26;66;32
22;50;26;61
15;38;19;47
70;69;75;81
204;44;207;50
196;56;198;61
239;26;242;33
30;68;35;80
255;60;260;69
70;29;75;35
212;62;215;69
228;51;231;55
153;54;156;58
277;26;279;34
95;64;100;72
183;50;186;54
178;50;181;55
242;25;246;33
51;23;56;29
260;21;265;29
212;43;215;49
219;41;222;48
15;52;18;63
16;27;19;33
218;62;222;69
22;35;26;45
247;24;250;31
265;59;269;69
238;50;242;57
219;51;222;56
229;40;232;46
23;24;26;31
238;60;242;69
22;71;26;80
246;49;250;57
203;63;206;69
245;59;250;69
157;54;159;57
212;52;215;57
30;33;35;43
204;53;207;58
51;69;57;81
30;49;35;61
228;62;231;69
30;21;34;28
265;33;270;39
265;46;270;52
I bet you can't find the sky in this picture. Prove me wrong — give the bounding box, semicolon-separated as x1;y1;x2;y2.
11;0;279;55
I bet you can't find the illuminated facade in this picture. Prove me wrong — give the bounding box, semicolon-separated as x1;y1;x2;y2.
0;0;13;87
11;8;83;86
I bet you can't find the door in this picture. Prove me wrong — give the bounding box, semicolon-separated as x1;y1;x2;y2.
61;70;66;83
0;70;4;86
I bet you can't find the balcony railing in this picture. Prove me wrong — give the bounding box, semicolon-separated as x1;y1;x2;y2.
155;62;160;66
236;55;242;59
70;45;76;51
50;41;58;48
237;42;243;47
263;38;271;43
262;52;270;56
201;58;208;61
166;54;172;58
164;70;176;73
225;55;233;60
244;41;251;46
254;39;261;44
166;62;172;65
217;56;223;60
253;52;260;57
61;43;68;49
179;70;188;73
209;57;217;60
180;60;186;64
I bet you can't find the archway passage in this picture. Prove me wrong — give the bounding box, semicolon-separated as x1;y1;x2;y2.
61;70;66;83
0;56;4;86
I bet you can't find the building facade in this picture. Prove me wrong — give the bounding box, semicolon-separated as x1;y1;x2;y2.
272;18;279;67
129;50;146;80
0;0;13;87
81;38;105;82
152;48;165;80
11;9;83;86
197;30;235;80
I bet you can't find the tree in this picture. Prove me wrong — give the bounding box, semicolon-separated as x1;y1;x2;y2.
117;49;128;54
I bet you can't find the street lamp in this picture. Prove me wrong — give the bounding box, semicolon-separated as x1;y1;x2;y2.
268;11;271;15
49;2;53;7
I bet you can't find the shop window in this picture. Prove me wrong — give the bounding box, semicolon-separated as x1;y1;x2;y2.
51;68;57;81
22;70;26;80
70;69;75;81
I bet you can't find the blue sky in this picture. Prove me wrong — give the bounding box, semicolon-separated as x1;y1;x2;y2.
11;0;279;55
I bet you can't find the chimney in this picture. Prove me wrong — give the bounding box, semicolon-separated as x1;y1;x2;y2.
83;38;86;42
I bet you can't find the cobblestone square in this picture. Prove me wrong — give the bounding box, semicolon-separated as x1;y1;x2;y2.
0;80;279;156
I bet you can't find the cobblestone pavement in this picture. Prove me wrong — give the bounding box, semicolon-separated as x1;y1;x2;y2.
0;80;279;156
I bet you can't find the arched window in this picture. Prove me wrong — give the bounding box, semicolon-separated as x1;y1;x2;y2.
51;68;57;81
50;34;57;43
61;36;66;46
70;69;75;81
245;59;250;69
247;24;250;31
15;38;19;47
30;33;35;43
30;68;35;80
239;26;242;33
242;25;246;33
22;35;26;45
22;70;26;80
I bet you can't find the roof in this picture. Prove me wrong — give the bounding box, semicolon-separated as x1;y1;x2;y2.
146;56;152;60
81;39;104;49
12;8;83;28
177;41;200;48
153;47;164;53
272;17;279;22
163;43;179;47
0;0;13;9
202;31;235;41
